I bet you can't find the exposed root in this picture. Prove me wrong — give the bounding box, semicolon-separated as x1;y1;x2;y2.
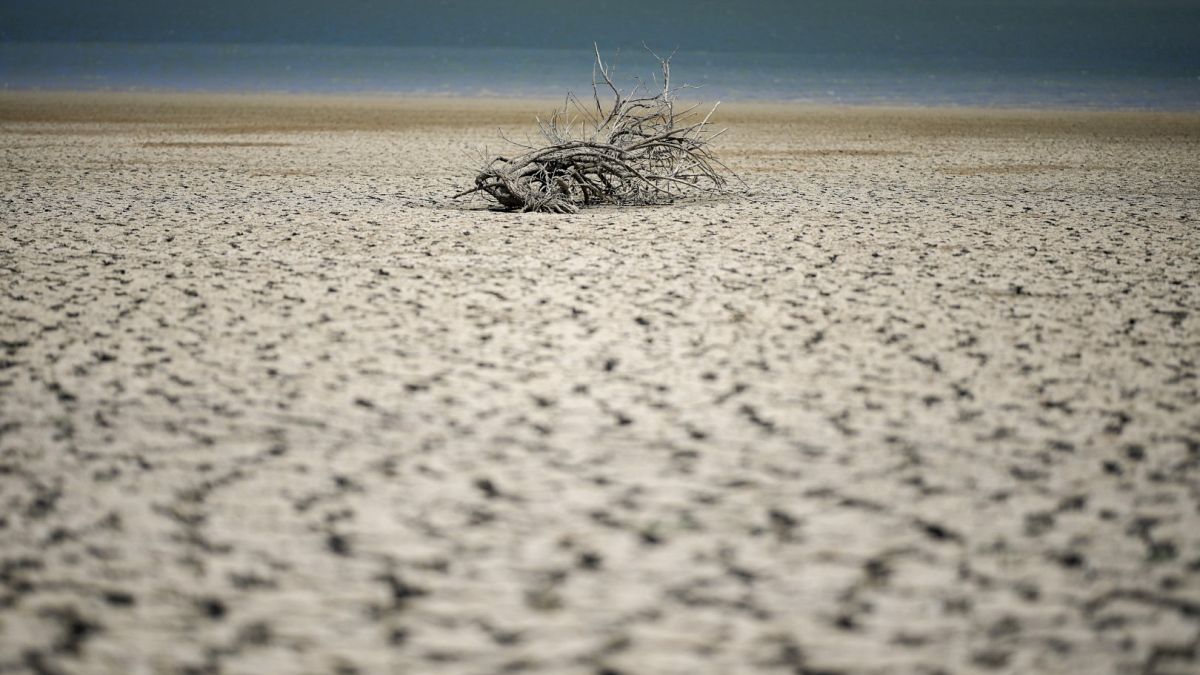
456;45;737;213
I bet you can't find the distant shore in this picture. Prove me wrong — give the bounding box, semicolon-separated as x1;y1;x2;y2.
4;89;1200;134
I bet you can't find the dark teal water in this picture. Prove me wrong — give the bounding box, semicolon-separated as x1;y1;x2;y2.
2;42;1198;110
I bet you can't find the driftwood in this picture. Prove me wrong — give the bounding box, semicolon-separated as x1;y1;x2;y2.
455;46;734;213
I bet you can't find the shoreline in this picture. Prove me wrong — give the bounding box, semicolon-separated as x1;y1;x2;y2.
6;85;1200;114
4;89;1200;134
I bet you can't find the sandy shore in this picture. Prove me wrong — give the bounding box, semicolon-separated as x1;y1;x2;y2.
1;92;1198;674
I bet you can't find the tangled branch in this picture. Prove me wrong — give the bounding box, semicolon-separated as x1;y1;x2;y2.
455;45;736;213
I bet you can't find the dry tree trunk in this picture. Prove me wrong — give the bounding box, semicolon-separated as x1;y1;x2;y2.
455;45;736;214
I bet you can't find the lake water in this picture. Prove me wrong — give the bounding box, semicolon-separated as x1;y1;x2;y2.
2;42;1198;110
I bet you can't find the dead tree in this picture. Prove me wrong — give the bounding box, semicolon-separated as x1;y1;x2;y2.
455;46;735;213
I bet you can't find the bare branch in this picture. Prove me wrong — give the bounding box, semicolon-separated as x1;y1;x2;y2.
457;47;739;213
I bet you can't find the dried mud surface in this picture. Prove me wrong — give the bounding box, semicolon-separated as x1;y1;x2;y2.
2;93;1199;674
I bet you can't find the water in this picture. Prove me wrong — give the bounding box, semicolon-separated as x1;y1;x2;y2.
2;42;1198;110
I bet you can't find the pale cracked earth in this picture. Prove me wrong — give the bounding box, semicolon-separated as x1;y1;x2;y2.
1;93;1199;675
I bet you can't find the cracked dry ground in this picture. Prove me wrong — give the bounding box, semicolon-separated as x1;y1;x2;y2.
1;94;1199;674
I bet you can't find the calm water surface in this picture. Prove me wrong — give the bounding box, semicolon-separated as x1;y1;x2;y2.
2;42;1197;110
